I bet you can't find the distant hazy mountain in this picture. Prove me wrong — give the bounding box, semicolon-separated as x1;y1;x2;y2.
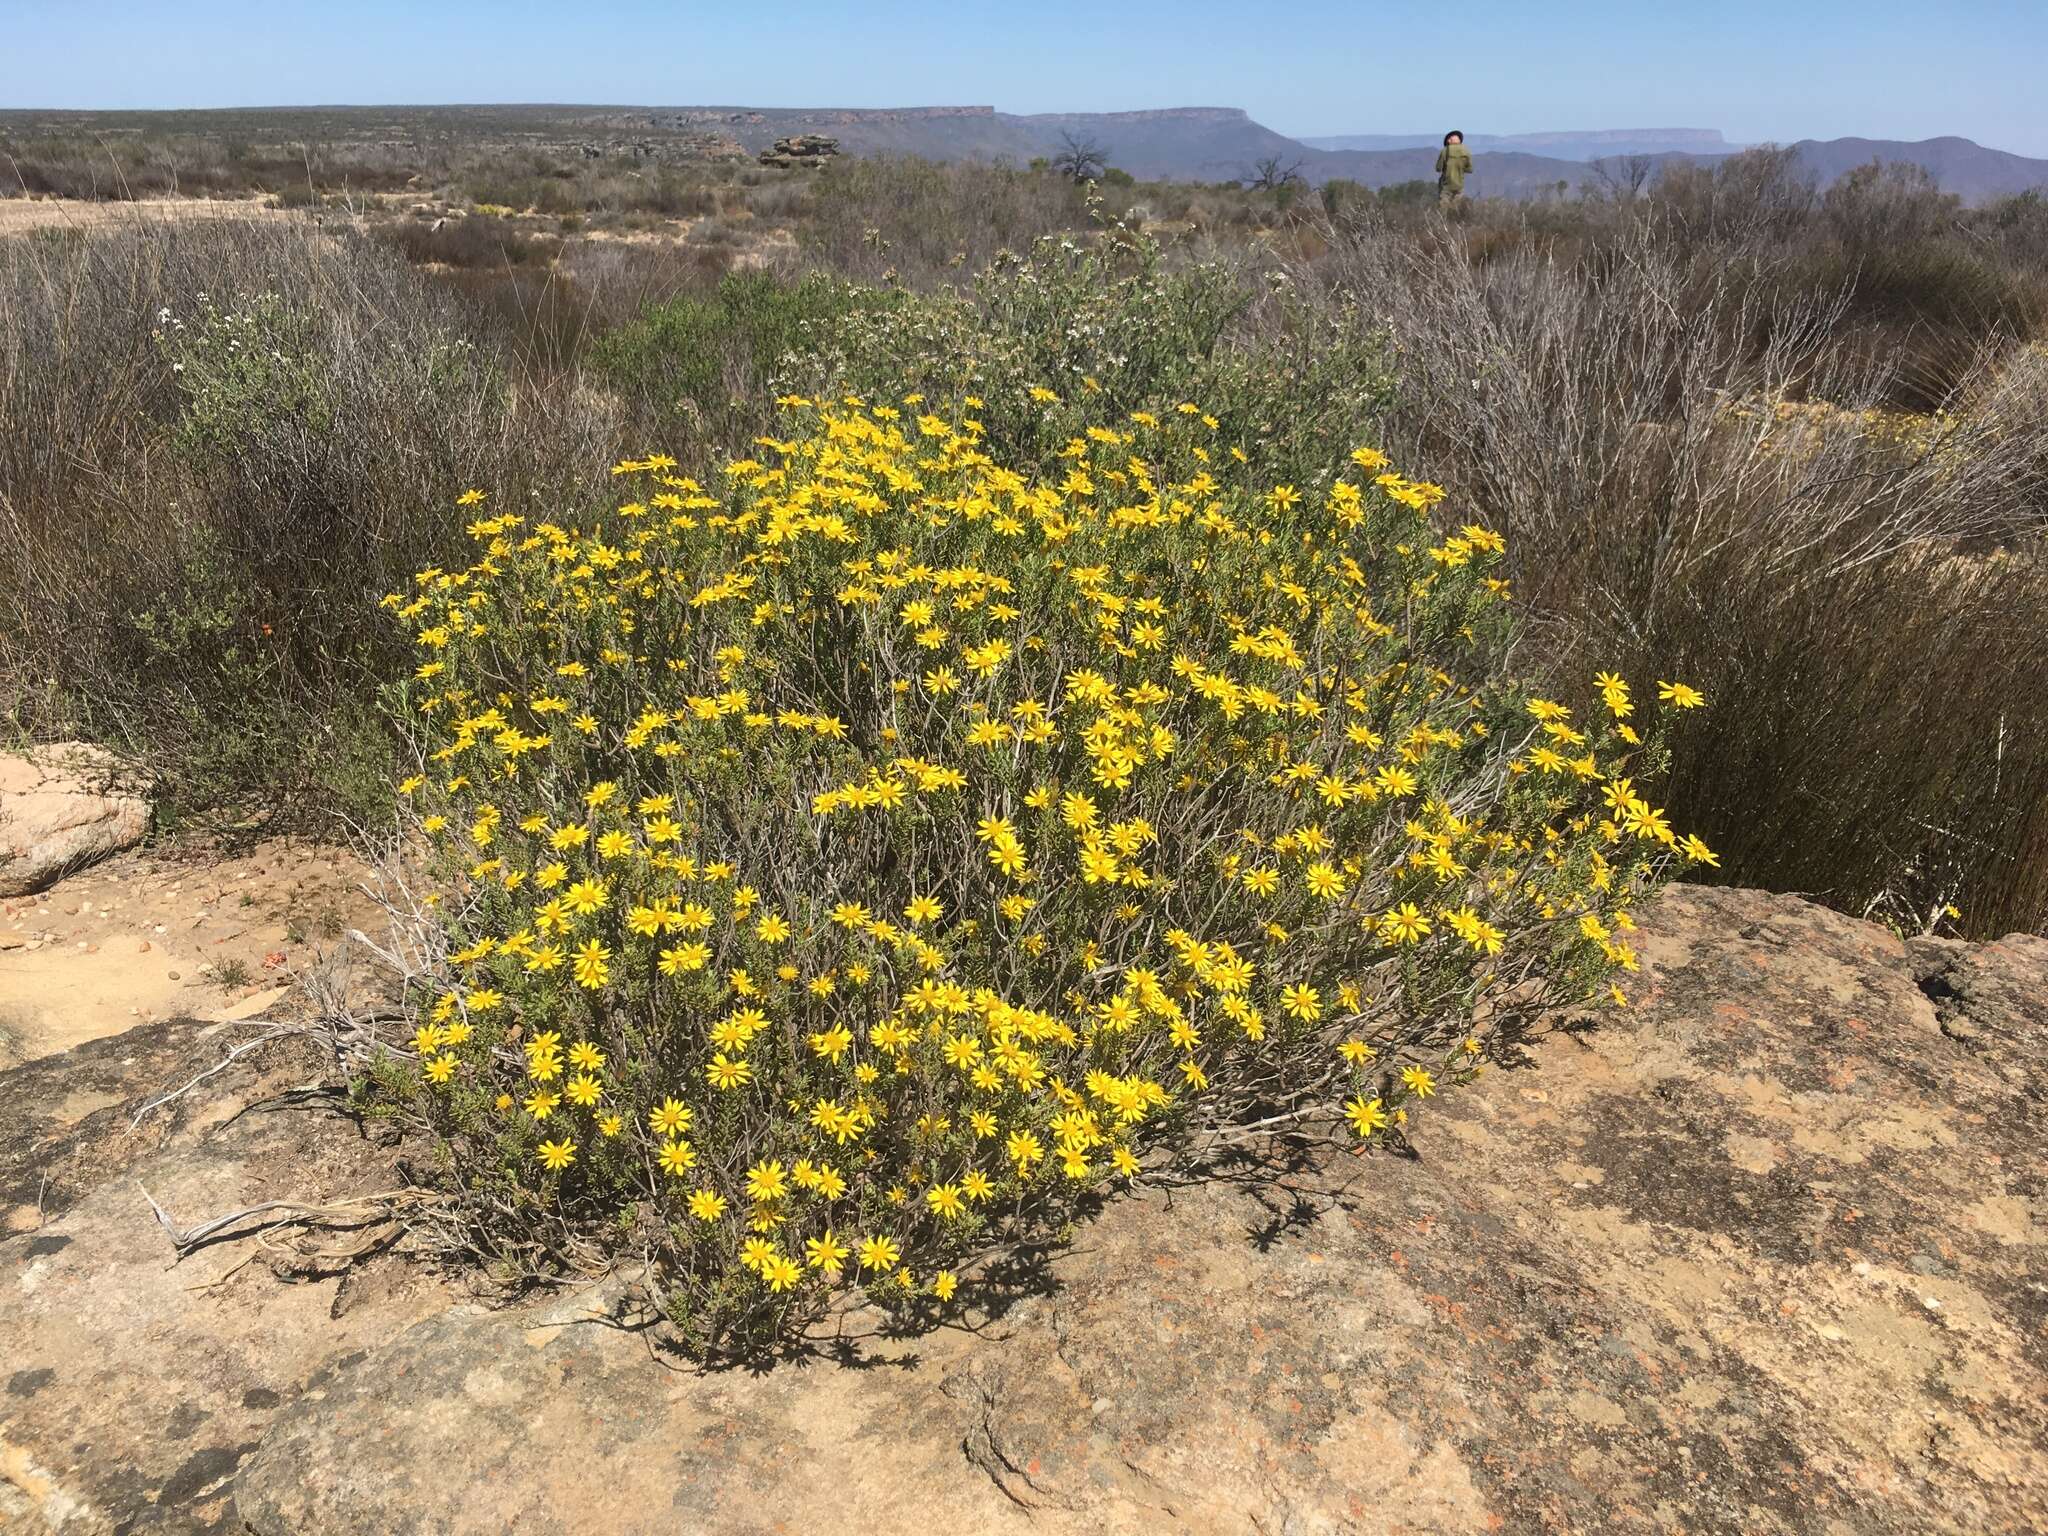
638;107;1638;188
59;100;2032;203
1008;108;1313;181
1301;128;1734;161
649;108;2048;202
641;105;1314;182
1302;136;2048;202
1702;136;2048;203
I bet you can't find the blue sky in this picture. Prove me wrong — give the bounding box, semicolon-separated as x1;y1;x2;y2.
6;0;2044;157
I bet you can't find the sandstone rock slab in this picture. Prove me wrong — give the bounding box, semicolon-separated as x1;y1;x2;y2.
6;888;2041;1533
228;888;2048;1536
0;743;152;897
0;1019;445;1534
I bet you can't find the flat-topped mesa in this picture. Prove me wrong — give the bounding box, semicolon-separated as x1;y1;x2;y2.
1506;126;1728;149
653;106;994;133
774;105;995;121
864;105;995;120
1019;106;1253;125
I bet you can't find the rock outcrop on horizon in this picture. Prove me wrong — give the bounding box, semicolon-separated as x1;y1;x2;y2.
2;885;2042;1533
757;133;840;169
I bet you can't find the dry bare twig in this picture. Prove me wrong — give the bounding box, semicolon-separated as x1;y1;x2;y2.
128;1022;312;1128
138;1182;439;1257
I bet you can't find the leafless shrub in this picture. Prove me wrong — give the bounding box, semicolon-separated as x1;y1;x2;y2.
1649;145;1819;245
1247;156;1307;192
0;214;620;818
1296;208;2048;932
796;157;1087;285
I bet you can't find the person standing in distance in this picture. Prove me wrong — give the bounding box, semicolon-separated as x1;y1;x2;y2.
1437;130;1472;210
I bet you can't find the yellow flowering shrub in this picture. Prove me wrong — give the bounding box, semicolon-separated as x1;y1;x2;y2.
372;390;1711;1352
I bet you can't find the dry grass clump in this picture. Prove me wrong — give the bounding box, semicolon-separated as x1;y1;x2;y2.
374;212;559;270
0;216;619;817
1304;190;2048;933
796;157;1092;284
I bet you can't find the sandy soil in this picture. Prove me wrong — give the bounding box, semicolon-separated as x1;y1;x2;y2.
0;194;307;237
730;225;799;268
0;194;794;270
0;839;381;1067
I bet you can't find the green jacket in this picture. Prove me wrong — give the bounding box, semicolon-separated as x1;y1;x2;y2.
1436;143;1472;192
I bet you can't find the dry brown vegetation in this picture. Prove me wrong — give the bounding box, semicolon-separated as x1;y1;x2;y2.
1315;176;2048;937
2;139;2044;934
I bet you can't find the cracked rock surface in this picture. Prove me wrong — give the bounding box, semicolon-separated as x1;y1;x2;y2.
3;886;2043;1533
0;1025;447;1535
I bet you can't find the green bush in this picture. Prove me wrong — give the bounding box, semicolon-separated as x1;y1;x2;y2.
1375;180;1438;208
168;293;337;457
804;220;1396;486
588;270;893;448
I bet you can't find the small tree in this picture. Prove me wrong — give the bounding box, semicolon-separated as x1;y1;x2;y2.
1050;131;1108;184
1247;156;1308;212
1248;156;1306;193
1593;154;1654;202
